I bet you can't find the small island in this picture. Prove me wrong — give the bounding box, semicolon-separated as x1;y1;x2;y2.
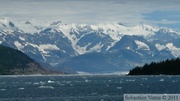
128;58;180;75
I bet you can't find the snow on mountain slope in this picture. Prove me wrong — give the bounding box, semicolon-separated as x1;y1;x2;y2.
155;44;166;51
39;44;60;54
0;17;18;32
51;22;160;54
155;43;180;57
58;23;79;49
0;18;160;42
0;17;180;71
14;41;24;50
89;23;159;41
135;40;150;50
14;21;41;34
0;17;47;34
166;43;180;57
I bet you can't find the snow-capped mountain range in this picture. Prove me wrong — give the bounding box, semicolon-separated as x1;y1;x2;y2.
0;17;180;73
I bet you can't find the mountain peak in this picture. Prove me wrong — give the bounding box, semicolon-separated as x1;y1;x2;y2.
49;21;62;26
0;17;10;23
0;18;179;73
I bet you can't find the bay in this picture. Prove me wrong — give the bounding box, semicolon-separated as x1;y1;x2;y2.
0;75;180;101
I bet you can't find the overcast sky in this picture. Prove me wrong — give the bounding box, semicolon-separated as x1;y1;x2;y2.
0;0;180;30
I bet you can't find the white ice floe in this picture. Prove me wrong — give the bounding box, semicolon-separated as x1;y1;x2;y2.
47;80;55;83
38;86;54;89
18;88;25;90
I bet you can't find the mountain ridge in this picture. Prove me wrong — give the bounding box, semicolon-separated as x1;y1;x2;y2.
0;45;56;75
0;17;180;73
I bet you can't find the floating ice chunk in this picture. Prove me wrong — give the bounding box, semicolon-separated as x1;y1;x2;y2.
142;78;148;80
159;79;164;81
18;88;25;90
48;80;55;83
85;79;90;82
126;79;136;82
38;86;54;89
33;82;39;85
66;81;72;84
40;81;46;85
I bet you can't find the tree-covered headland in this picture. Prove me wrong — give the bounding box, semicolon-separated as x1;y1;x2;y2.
128;58;180;75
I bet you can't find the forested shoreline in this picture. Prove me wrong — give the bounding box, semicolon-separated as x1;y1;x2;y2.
128;58;180;75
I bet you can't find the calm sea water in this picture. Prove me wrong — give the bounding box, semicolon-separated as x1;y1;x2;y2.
0;75;180;101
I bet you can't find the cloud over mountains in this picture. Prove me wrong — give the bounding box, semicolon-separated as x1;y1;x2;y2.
0;0;180;30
